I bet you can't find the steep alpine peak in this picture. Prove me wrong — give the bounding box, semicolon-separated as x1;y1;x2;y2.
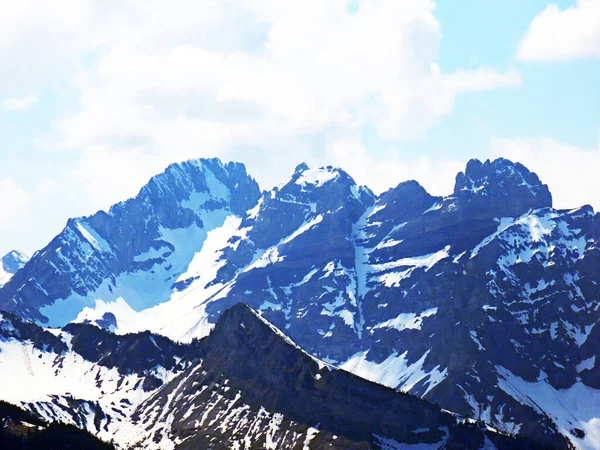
275;163;374;201
1;250;29;271
452;157;552;217
455;158;551;201
0;250;29;288
207;302;317;358
112;157;259;217
370;179;440;224
0;156;261;325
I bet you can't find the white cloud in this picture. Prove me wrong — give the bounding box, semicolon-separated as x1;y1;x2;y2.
518;0;600;61
443;67;521;93
41;0;519;207
0;0;524;253
491;136;600;211
3;94;38;111
0;178;31;231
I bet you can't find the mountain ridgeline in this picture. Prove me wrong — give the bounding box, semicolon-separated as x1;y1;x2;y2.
0;156;598;449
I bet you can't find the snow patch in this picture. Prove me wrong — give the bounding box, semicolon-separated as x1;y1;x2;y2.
497;365;600;450
296;168;339;187
372;308;438;332
75;221;114;255
341;350;447;396
577;356;596;373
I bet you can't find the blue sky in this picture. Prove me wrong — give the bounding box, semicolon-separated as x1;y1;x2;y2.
0;0;599;257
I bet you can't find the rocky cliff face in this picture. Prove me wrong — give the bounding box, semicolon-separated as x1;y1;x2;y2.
1;304;536;450
0;156;597;448
0;158;260;325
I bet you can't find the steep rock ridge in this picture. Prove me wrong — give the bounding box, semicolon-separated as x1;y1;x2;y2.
0;304;535;450
0;158;260;325
0;250;29;288
125;304;535;449
454;158;552;219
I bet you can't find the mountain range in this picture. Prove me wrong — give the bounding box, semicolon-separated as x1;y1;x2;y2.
0;156;597;449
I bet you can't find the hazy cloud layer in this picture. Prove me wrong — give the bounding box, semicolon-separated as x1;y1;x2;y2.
518;0;600;61
3;94;38;111
0;0;596;255
0;179;30;232
29;1;519;207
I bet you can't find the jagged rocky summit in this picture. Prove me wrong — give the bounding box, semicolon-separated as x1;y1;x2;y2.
0;158;260;325
0;156;598;449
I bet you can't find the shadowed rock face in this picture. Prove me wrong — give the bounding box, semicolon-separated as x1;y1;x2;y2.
131;303;541;450
1;303;541;449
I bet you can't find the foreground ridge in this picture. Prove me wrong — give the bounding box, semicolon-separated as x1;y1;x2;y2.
0;304;543;449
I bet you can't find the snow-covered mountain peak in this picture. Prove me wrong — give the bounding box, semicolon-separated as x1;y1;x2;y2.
282;163;362;195
121;157;259;217
0;157;261;325
294;165;340;187
243;164;374;244
1;250;29;272
0;250;29;288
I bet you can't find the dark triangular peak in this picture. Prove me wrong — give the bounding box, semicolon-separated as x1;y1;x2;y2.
197;303;452;441
152;303;536;449
453;158;552;218
373;179;441;223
